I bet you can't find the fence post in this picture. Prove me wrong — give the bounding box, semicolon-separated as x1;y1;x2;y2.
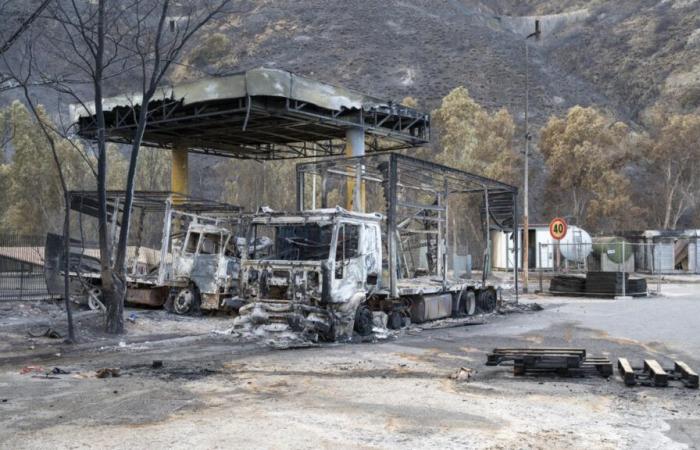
539;243;543;292
621;241;626;297
19;262;24;301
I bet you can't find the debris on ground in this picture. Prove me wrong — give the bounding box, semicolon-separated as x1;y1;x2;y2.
497;302;543;314
27;327;62;339
96;368;121;378
50;367;70;375
412;316;486;331
152;360;163;369
450;367;473;382
20;366;44;375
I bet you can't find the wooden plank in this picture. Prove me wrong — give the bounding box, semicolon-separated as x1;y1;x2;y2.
674;360;699;389
644;359;668;387
493;348;585;353
618;358;636;386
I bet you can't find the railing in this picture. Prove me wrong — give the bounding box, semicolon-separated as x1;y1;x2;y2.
0;234;58;301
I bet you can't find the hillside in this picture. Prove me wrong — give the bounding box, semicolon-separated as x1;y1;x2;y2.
173;0;699;129
172;0;611;130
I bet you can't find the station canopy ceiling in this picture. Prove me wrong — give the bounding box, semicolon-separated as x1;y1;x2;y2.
72;68;430;160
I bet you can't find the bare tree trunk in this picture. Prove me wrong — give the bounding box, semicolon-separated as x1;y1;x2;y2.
18;83;77;342
62;191;76;342
90;0;123;334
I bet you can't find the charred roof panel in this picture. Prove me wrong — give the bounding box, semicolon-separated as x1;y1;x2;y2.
72;68;430;160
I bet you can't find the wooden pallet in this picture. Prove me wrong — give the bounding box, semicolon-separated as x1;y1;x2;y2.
486;348;612;377
618;358;698;388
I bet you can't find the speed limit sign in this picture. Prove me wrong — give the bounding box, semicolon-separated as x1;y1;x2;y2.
549;217;568;240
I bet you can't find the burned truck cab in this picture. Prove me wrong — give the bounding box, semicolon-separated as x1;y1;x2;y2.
159;207;243;315
236;208;382;341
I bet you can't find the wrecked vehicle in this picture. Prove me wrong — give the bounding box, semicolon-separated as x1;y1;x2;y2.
45;191;243;312
158;204;244;315
233;153;519;342
234;207;496;341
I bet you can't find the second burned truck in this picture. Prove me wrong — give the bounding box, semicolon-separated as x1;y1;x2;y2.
233;207;497;341
231;153;517;341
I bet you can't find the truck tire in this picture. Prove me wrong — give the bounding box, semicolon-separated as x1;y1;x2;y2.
171;286;201;315
388;310;403;330
353;304;373;336
477;289;496;313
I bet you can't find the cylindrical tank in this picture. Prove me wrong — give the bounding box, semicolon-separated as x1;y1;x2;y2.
592;236;632;264
559;225;593;263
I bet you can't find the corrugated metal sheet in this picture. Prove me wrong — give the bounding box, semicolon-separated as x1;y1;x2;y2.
71;68;381;123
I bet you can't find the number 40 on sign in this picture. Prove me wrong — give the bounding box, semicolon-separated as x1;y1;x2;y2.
549;217;567;240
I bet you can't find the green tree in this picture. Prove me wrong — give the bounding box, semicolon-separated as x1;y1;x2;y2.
0;101;91;235
539;106;639;231
432;86;520;185
641;109;700;229
432;87;521;263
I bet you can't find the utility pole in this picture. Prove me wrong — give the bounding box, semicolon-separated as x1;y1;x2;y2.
523;19;541;294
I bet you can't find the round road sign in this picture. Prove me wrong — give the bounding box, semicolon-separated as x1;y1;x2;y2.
549;217;568;240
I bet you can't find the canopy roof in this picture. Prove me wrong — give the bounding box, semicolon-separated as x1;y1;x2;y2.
72;68;430;160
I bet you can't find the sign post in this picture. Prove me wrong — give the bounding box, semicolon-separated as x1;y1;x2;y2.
549;217;567;272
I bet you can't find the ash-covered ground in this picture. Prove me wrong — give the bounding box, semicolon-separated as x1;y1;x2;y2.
1;283;699;449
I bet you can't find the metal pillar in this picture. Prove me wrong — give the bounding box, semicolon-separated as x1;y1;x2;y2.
388;154;398;298
296;165;305;210
522;19;540;294
345;127;365;211
171;146;189;197
513;191;519;303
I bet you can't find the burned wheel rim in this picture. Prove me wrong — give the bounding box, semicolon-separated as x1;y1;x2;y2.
87;288;105;311
462;290;476;316
173;289;195;315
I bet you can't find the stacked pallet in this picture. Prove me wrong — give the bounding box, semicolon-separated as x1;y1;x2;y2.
486;348;613;377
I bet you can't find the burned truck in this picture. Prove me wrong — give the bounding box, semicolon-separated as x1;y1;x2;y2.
158;203;244;314
234;154;519;341
47;191;243;312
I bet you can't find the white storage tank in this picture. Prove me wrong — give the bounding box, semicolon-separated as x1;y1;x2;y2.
559;226;593;263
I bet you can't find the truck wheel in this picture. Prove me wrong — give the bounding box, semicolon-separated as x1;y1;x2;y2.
388;310;403;330
353;304;373;336
172;287;201;315
462;290;476;316
477;289;496;313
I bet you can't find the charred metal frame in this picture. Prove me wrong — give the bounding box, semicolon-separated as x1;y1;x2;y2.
69;190;240;224
296;153;519;300
66;190;241;278
76;96;429;160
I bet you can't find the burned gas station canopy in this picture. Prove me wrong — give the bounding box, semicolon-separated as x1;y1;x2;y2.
72;68;430;160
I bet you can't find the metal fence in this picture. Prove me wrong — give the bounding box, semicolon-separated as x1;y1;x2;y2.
532;240;677;296
0;234;58;301
535;238;700;275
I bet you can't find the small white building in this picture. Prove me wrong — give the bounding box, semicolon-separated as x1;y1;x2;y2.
491;225;592;271
624;229;700;274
